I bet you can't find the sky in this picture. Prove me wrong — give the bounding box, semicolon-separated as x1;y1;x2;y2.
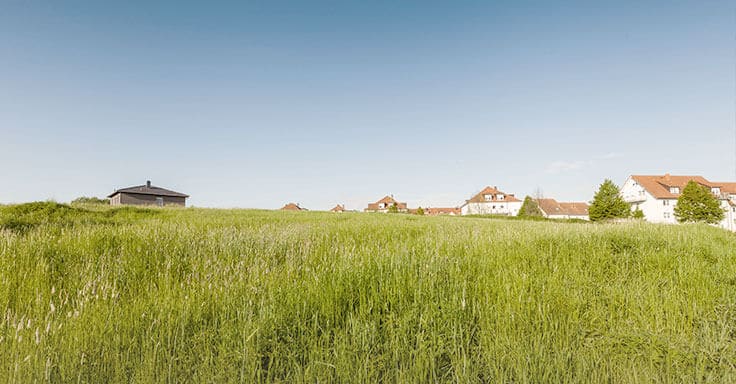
1;1;735;209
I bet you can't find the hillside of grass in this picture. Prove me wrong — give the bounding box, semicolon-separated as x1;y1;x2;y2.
1;203;735;382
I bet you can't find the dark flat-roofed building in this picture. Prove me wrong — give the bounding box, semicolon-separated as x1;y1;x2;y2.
108;181;188;207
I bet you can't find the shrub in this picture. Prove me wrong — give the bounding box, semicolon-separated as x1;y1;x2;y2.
387;203;399;213
71;196;110;205
632;208;645;220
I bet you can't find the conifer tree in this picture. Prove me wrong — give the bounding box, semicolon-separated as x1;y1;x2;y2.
589;179;630;222
517;196;543;217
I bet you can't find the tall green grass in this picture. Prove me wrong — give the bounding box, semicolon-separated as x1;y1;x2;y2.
1;203;735;382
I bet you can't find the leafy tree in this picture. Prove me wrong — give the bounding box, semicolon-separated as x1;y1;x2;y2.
518;196;544;217
632;207;645;220
387;203;399;214
674;181;724;224
589;179;630;222
415;207;425;215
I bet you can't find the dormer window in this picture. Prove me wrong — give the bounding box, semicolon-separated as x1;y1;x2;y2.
669;187;679;194
712;187;721;195
379;203;386;209
484;194;493;201
498;194;505;200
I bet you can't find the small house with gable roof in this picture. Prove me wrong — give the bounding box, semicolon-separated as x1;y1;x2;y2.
108;180;188;207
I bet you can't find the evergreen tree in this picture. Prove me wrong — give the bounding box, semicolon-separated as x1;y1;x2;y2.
589;179;630;222
415;207;425;215
674;181;724;224
517;196;544;217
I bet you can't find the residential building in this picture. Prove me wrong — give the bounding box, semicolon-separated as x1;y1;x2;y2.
425;207;461;216
536;198;589;220
620;174;736;231
108;181;188;207
281;203;307;211
460;186;522;216
330;204;346;213
365;195;408;213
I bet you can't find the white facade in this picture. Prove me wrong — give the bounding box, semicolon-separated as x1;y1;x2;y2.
461;201;522;216
621;176;736;232
460;186;523;216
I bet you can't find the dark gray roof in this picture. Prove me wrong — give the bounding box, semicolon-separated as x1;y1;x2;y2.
108;183;189;198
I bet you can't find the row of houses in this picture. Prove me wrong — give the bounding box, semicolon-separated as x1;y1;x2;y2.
281;185;590;220
107;173;736;232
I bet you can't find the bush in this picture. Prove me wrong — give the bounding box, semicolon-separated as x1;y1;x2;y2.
632;208;645;220
71;196;110;205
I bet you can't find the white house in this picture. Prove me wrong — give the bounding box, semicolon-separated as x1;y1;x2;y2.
460;186;522;216
536;198;590;220
620;174;736;232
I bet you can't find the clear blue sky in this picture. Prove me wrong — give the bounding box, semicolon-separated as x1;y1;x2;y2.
1;1;734;209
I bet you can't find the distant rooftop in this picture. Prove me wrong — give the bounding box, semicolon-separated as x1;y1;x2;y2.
108;181;189;198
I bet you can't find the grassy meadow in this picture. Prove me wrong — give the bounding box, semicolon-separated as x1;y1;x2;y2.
1;202;735;382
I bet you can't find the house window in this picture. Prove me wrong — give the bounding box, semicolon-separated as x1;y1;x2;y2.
156;197;164;207
484;194;492;201
379;203;385;209
663;200;669;206
664;212;671;219
670;187;679;194
712;188;721;195
498;194;505;200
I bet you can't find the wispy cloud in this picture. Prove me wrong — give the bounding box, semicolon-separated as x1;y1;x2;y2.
545;160;590;174
598;152;624;160
546;152;625;174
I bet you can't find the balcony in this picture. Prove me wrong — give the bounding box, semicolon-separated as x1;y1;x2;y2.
622;193;646;203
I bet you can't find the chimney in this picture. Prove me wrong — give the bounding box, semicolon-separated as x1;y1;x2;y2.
664;173;670;181
146;180;151;188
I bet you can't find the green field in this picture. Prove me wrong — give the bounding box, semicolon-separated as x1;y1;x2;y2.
1;202;735;382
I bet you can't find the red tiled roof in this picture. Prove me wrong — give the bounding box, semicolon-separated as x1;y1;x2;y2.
631;174;716;199
366;196;407;211
330;204;345;212
280;203;305;211
717;182;736;194
425;207;461;216
536;198;588;216
465;186;521;203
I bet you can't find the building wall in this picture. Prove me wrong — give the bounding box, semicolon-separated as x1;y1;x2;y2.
461;201;522;216
721;202;736;232
113;193;186;207
621;177;676;224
